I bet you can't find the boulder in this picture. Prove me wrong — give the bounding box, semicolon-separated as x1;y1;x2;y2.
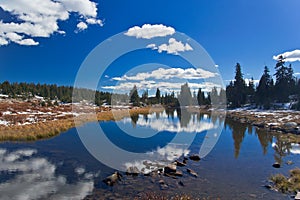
164;163;177;173
189;154;201;161
284;122;297;129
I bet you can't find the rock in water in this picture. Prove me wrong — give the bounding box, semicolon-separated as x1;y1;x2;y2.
183;157;188;164
126;166;140;176
103;171;122;186
187;168;198;177
178;181;184;186
272;162;281;168
189;154;201;161
164;163;177;173
158;179;168;190
175;160;186;167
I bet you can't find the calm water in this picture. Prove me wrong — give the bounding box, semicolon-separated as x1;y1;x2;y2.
0;109;299;199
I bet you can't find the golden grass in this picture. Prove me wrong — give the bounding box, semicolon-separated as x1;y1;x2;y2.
270;168;300;193
0;107;156;142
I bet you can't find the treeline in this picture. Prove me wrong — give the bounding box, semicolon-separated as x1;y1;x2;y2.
0;81;111;106
226;56;300;109
0;80;220;108
128;83;221;107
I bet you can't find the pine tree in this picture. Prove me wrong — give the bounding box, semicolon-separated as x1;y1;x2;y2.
155;88;161;104
274;55;296;102
197;88;205;106
227;63;247;107
256;66;273;109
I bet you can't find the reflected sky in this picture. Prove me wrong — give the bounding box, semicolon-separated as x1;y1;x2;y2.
116;109;217;139
0;148;96;200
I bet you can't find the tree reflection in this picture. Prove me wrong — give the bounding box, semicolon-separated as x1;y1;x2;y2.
225;118;247;158
272;135;292;165
130;114;139;128
165;108;175;119
177;108;192;128
255;128;273;155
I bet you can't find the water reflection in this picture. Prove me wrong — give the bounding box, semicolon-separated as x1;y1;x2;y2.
118;108;218;134
0;148;96;200
272;136;292;165
255;128;272;155
124;143;190;174
224;118;298;164
225;119;247;158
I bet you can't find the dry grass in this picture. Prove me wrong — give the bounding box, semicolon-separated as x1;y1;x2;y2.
270;168;300;194
0;107;154;141
134;192;204;200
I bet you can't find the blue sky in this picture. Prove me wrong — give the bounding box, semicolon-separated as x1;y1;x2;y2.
1;0;300;93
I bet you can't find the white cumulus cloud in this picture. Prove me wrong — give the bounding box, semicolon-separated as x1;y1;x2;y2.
125;24;175;39
77;22;88;31
273;49;300;62
148;38;193;55
103;80;220;94
0;0;103;46
112;67;217;81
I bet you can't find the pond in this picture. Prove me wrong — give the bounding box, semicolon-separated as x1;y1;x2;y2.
0;109;299;199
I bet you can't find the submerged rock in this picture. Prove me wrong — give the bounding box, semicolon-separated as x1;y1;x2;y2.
286;160;294;165
103;171;122;186
183;157;188;163
178;180;184;186
189;154;201;161
165;170;183;178
158;179;168;190
175;160;186;167
187;168;198;177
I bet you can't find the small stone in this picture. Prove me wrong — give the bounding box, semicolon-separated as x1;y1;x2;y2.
103;171;122;186
175;160;186;167
178;181;184;186
189;154;201;161
263;184;272;189
187;168;198;177
286;160;294;165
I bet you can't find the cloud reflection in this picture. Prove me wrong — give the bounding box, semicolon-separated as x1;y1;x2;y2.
119;110;216;133
0;148;95;200
124;143;190;174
